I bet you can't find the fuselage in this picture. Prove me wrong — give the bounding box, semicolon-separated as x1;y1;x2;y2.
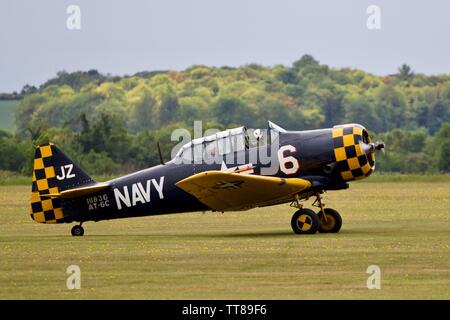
61;124;376;223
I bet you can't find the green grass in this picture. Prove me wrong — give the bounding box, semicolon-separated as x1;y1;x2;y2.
0;181;449;299
359;172;450;183
0;100;19;131
0;171;30;186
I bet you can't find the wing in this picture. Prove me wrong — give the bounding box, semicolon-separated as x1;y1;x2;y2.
175;171;311;211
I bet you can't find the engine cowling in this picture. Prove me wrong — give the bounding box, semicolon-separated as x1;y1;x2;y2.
331;124;379;181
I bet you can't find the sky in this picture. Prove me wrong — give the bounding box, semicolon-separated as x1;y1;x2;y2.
0;0;449;92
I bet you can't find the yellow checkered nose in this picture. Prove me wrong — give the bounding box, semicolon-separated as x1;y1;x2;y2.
332;124;375;181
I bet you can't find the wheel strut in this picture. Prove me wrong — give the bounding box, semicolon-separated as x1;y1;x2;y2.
290;194;303;210
313;193;328;223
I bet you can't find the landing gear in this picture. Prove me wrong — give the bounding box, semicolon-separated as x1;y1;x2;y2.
291;208;320;234
290;193;342;234
318;208;342;233
313;194;342;233
71;224;84;236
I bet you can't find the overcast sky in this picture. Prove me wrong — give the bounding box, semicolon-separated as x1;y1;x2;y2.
0;0;449;92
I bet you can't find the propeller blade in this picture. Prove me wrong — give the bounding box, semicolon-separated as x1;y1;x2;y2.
374;141;385;155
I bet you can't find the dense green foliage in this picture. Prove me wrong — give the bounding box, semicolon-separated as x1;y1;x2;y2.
0;100;20;131
1;55;450;175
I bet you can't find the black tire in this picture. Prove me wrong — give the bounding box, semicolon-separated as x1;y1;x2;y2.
71;225;84;236
318;208;342;233
291;208;320;235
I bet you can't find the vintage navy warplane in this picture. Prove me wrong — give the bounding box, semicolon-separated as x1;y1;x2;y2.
29;121;384;236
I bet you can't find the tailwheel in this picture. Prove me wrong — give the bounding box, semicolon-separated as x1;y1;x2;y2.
318;208;342;233
71;224;84;236
291;208;320;235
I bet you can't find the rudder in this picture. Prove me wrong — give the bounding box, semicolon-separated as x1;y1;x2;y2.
30;143;96;224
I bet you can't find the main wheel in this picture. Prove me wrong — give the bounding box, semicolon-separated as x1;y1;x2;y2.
71;225;84;236
291;208;320;234
318;208;342;233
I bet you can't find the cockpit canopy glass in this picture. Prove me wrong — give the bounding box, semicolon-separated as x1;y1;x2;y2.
175;126;248;163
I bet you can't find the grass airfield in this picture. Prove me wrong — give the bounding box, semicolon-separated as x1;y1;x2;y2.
0;180;449;299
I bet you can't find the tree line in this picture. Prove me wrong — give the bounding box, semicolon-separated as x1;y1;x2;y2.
1;55;449;175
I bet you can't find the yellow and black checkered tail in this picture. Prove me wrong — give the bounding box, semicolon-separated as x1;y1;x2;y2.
30;143;95;224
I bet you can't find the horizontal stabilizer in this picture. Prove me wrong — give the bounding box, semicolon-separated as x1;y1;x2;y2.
46;183;110;199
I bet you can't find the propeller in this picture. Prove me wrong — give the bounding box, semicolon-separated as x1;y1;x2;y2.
360;140;385;155
375;141;386;155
